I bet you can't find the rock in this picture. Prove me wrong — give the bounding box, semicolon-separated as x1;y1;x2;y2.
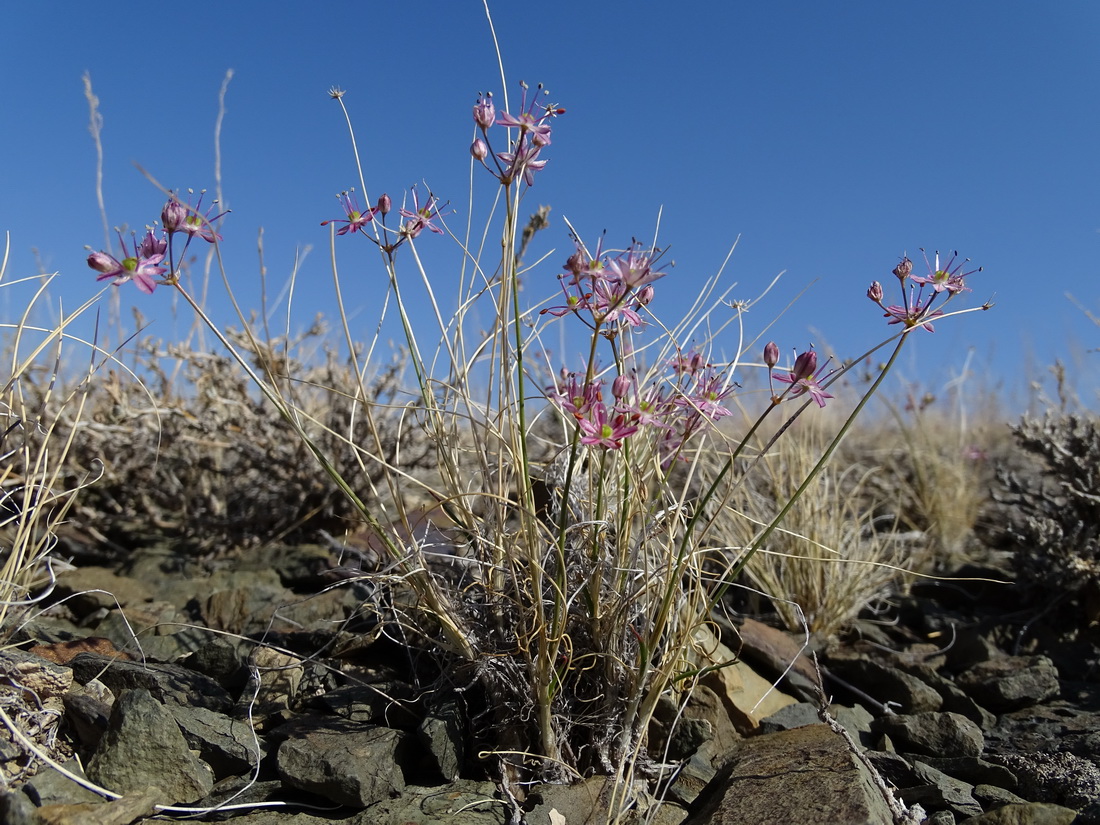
248;647;304;719
417;698;465;782
166;704;270;778
957;802;1080;824
733;617;822;702
312;681;421;728
693;627;798;733
916;756;1019;790
830;703;877;749
85;688;213;805
53;566;155;617
68;652;233;711
682;723;896;825
831;658;944;714
34;788;162;825
956;657;1060;713
22;757;105;807
909;760;983;819
526;776;644;825
972;783;1028;808
759;701;820;734
276;722;405;807
354;780;510;825
873;712;985;758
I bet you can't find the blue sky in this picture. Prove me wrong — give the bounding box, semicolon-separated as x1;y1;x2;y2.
2;3;1099;412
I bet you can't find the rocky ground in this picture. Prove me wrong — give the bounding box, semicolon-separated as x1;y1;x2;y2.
1;531;1098;825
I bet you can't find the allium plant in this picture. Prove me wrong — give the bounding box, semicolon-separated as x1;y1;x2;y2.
85;65;991;816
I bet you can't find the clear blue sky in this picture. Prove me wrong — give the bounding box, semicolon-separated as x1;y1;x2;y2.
3;3;1099;412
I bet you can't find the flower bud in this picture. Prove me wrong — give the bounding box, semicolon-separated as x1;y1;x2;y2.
376;194;391;215
470;139;489;161
87;250;118;273
791;349;818;382
473;94;495;130
635;284;655;306
565;248;587;278
763;341;779;368
612;374;631;400
867;281;883;302
893;256;913;281
161;198;187;233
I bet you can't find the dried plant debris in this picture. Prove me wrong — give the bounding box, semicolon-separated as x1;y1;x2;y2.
1001;412;1100;597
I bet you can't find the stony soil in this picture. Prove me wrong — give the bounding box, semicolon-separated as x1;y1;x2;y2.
1;530;1098;825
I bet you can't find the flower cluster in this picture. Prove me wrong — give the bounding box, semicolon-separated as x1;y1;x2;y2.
471;82;564;187
549;351;736;461
868;249;981;333
321;185;448;256
86;190;227;293
542;240;667;336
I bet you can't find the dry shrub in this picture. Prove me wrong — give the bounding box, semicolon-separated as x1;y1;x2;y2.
1001;412;1100;598
55;324;424;555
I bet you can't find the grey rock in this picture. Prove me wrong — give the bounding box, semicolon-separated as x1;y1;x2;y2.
927;812;957;825
68;652;233;711
831;703;877;749
417;698;465;782
972;783;1028;808
85;688;214;805
166;703;270;778
22;756;104;806
313;681;421;728
682;723;895;825
957;657;1060;713
957;802;1080;824
833;658;944;713
0;790;36;825
759;701;820;733
911;760;983;819
349;780;509;825
526;776;683;825
276;722;405;807
873;712;985;758
915;756;1019;790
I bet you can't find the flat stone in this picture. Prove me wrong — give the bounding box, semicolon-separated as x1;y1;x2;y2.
956;657;1060;713
276;722;405;807
682;723;895;825
873;712;985;759
957;802;1079;824
68;652;232;712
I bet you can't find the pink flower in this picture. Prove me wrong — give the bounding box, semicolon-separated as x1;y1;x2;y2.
321;190;377;236
87;229;168;294
885;299;944;332
577;404;638;450
495;81;557;147
162;190;226;243
910;249;980;294
772;349;834;408
399;186;450;239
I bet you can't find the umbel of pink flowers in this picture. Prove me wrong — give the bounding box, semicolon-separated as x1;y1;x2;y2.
86;191;227;294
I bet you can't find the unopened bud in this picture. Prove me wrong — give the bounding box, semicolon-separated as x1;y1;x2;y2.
376;194;391;215
470;139;489;161
867;281;883;302
635;284;655;306
763;341;779;368
161;198;187;233
893;256;913;280
791;349;818;382
612;374;631;399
